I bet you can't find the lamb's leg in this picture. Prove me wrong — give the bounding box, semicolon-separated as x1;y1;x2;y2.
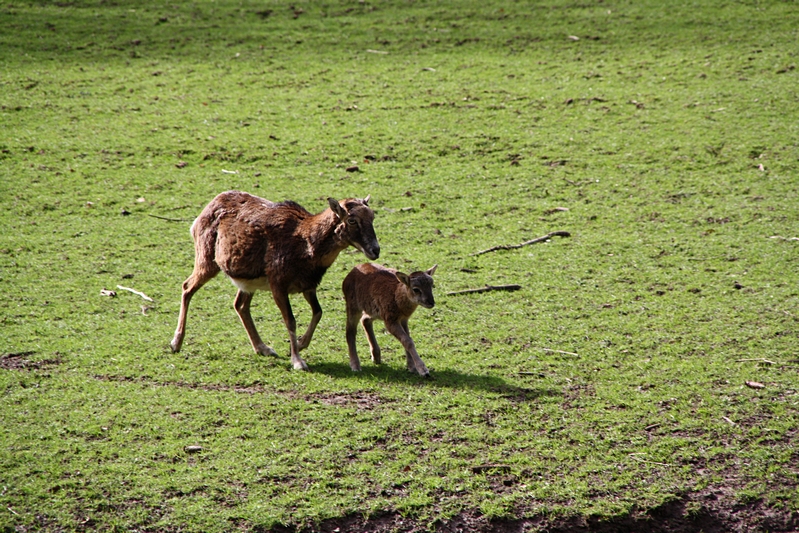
296;290;322;351
386;320;429;377
345;310;362;372
272;288;308;371
361;316;382;364
170;266;219;353
234;290;278;357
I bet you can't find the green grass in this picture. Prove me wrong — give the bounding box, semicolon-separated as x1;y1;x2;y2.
2;0;798;531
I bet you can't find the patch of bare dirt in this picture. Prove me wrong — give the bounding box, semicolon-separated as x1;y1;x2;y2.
305;391;384;410
261;496;798;533
0;351;61;371
93;375;387;409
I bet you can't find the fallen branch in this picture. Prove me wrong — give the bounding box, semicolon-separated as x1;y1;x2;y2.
117;285;154;302
471;464;511;474
447;284;521;296
147;214;192;222
472;230;571;256
770;235;799;241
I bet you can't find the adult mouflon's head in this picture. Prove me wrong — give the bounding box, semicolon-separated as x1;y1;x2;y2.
329;195;380;260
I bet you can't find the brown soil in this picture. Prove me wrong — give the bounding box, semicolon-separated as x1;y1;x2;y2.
0;351;61;371
12;373;796;532
268;496;797;533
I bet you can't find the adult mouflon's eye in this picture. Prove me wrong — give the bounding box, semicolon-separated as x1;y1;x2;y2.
346;217;358;226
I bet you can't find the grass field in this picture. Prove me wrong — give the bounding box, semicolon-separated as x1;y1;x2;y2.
2;0;798;531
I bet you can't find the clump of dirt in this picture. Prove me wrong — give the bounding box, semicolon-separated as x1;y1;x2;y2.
0;351;61;371
305;391;385;410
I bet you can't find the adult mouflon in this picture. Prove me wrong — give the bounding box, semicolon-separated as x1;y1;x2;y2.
171;190;380;371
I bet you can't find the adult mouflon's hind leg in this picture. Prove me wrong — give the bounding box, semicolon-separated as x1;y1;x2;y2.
171;261;220;353
296;290;323;352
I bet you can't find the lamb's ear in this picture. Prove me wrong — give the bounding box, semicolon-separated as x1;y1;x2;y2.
328;197;348;220
395;271;411;287
426;264;438;276
363;194;371;206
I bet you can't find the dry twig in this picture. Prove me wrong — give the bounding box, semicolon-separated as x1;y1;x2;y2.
447;284;521;296
472;230;570;256
117;285;154;302
147;214;192;222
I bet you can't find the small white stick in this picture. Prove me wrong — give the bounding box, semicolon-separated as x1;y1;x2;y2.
629;454;672;467
116;285;154;302
736;358;777;365
540;348;579;357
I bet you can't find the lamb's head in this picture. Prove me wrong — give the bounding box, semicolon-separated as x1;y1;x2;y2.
396;265;437;309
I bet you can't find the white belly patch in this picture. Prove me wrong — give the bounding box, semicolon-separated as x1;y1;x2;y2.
229;276;272;293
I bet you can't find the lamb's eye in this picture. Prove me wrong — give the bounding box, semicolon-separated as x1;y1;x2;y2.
412;288;422;295
346;218;357;226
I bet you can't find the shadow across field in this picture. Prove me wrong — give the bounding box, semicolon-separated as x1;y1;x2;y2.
94;363;560;405
307;361;560;402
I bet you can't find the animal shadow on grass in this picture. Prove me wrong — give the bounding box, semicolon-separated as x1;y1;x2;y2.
309;361;560;402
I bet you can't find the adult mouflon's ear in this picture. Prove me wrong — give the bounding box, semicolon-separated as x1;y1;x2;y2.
328;197;348;220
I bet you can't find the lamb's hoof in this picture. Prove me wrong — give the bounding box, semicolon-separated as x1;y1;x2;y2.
408;367;430;377
413;366;430;378
170;339;181;353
